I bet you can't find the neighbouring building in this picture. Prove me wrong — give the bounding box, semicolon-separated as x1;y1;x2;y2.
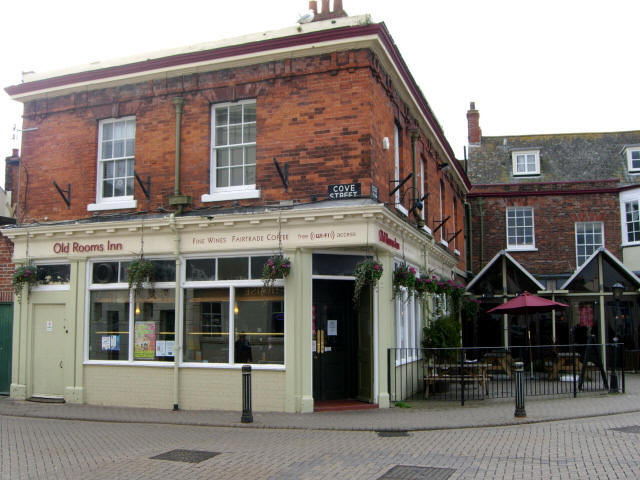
2;2;469;412
464;102;640;362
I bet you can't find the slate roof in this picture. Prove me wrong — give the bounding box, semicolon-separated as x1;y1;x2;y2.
467;130;640;186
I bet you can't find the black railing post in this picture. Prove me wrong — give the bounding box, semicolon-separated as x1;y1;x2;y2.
514;361;526;417
621;343;626;394
572;342;577;398
387;349;392;402
460;348;465;406
609;341;619;393
241;365;253;423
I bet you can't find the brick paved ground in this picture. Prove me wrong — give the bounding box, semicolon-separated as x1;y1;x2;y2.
0;375;639;479
1;411;640;479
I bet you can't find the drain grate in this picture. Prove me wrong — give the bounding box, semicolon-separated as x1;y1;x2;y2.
377;465;455;480
612;425;640;434
377;430;410;437
151;449;221;463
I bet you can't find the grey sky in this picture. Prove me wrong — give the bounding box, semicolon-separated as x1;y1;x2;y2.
2;0;638;188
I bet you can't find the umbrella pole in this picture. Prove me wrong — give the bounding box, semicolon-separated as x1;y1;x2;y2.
527;321;533;378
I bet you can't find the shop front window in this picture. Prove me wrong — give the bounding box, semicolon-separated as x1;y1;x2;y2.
87;260;175;363
235;287;284;364
183;288;230;363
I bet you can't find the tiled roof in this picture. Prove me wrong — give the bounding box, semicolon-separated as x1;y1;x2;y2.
467;130;640;186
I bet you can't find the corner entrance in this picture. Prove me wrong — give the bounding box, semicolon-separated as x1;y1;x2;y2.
312;279;373;403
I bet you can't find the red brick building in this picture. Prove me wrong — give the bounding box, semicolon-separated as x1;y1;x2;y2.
2;3;468;410
465;102;640;354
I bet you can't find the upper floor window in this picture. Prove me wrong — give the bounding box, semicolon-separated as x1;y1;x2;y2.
394;124;408;216
511;150;540;176
202;100;259;202
506;207;535;250
575;222;603;267
624;146;640;173
88;117;137;211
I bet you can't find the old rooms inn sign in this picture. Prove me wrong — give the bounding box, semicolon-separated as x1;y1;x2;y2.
328;183;361;199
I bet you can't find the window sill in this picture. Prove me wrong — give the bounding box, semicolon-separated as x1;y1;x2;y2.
621;242;640;248
439;238;449;247
31;285;70;292
506;247;538;252
454;249;461;256
201;189;261;202
396;206;409;217
422;225;432;235
87;199;137;211
512;172;540;177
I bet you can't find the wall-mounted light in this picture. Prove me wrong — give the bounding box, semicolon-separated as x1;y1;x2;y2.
234;303;239;315
135;304;141;315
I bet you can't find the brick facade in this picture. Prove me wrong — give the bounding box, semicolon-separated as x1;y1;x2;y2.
10;47;466;272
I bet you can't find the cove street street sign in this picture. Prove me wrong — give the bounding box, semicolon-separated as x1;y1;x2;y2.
328;183;361;199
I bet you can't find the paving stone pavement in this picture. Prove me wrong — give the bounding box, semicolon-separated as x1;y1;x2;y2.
1;375;639;432
1;409;640;479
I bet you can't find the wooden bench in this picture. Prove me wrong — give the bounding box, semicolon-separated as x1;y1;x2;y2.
424;363;490;399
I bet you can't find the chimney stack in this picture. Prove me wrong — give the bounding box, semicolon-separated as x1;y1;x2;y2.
467;101;481;145
312;0;348;21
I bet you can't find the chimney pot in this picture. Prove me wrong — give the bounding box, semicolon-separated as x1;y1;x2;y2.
334;0;344;13
321;0;329;14
470;101;475;110
309;0;317;14
12;148;19;158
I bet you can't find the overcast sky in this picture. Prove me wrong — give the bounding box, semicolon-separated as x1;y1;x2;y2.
1;0;638;189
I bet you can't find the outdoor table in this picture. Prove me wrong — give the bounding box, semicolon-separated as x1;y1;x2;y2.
424;362;490;399
550;352;582;380
482;351;513;377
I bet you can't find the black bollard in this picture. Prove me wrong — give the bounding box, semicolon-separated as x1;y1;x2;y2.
514;361;526;418
241;365;253;423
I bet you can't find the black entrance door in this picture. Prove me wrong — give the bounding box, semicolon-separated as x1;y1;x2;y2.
312;279;358;401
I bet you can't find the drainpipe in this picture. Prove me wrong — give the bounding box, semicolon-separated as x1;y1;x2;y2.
169;213;181;410
169;97;192;214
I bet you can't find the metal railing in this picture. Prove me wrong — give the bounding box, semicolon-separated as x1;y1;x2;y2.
388;343;625;405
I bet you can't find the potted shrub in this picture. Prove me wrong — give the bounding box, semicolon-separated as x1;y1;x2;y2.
12;264;38;301
392;261;417;299
262;255;291;289
353;258;383;304
127;258;155;294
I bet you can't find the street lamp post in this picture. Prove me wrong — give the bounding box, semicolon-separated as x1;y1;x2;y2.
609;282;624;393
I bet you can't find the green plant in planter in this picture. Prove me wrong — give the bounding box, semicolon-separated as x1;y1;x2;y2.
353;258;383;304
127;258;155;294
414;274;439;300
392;261;417;299
12;264;38;301
262;255;291;289
422;313;461;362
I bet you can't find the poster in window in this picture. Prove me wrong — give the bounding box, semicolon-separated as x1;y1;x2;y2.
134;321;156;359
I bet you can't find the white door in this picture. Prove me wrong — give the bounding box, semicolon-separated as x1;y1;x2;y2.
32;304;66;398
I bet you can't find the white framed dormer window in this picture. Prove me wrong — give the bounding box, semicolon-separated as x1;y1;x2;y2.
202;100;260;202
511;150;540;176
506;206;536;250
624;146;640;173
575;222;603;267
88;117;137;211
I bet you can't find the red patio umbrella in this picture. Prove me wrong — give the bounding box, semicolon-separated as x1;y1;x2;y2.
488;292;568;376
487;292;568;315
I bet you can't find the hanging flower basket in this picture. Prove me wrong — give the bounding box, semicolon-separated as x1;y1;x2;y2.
127;258;155;294
12;264;38;301
392;262;417;299
262;255;291;289
414;274;439;299
353;258;383;304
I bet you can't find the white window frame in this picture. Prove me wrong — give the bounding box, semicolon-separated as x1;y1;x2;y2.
393;260;422;366
394;124;408;216
202;99;260;202
30;261;71;292
575;221;604;267
88;116;137;211
511;150;540;176
624;146;640;173
420;158;432;235
620;189;640;246
506;206;536;251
